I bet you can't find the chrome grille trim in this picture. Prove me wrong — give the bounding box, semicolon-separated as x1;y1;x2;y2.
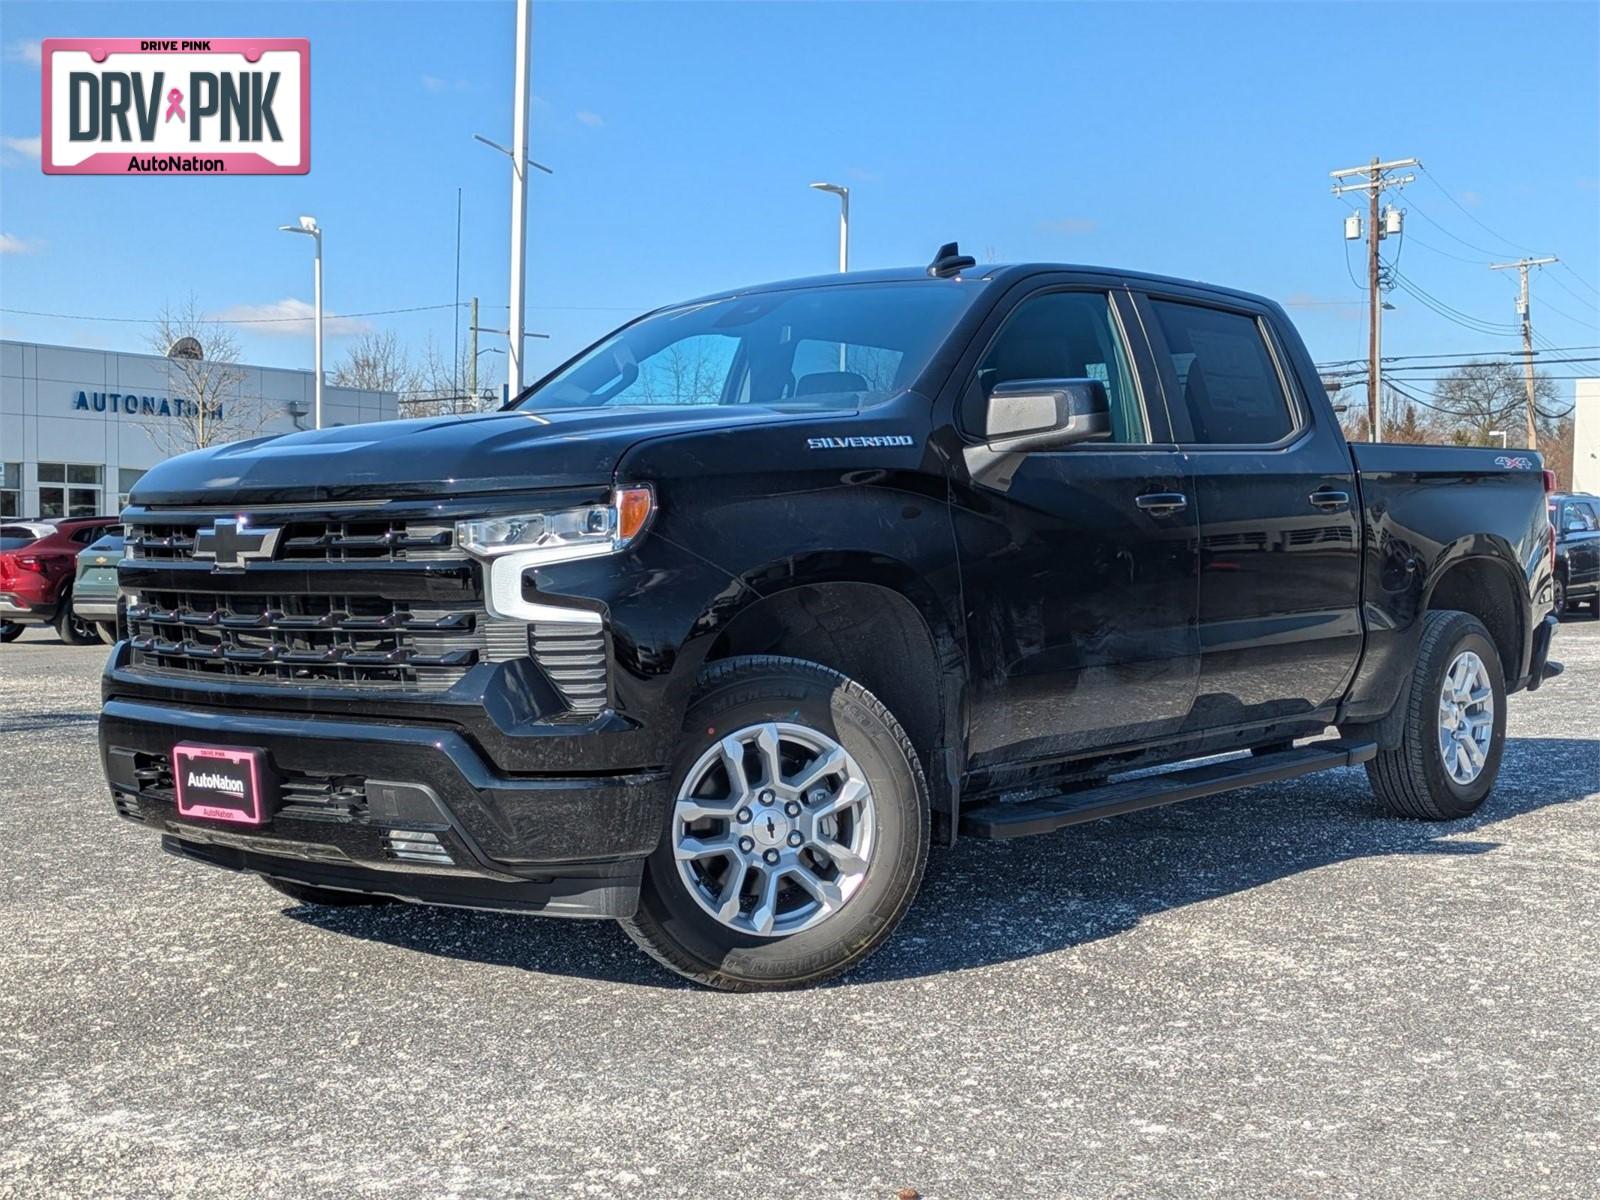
531;622;609;714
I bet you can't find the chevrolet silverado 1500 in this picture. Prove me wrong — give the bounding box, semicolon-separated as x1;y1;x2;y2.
100;246;1560;989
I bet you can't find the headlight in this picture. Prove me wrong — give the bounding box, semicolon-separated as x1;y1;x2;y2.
457;486;655;564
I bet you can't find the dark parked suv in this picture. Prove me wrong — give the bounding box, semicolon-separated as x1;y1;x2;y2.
99;249;1559;989
1550;493;1599;616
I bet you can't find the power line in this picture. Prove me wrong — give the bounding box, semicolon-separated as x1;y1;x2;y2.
1316;344;1600;366
1543;269;1600;313
1404;198;1516;259
1;302;466;325
1417;164;1549;257
1557;262;1599;298
1390;273;1521;336
1404;233;1492;266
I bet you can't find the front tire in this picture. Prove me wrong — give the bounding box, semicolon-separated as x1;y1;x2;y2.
623;656;930;991
55;598;98;646
0;621;22;643
261;876;396;907
1365;610;1506;820
1554;572;1567;616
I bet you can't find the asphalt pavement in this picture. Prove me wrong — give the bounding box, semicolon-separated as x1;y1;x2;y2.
1;619;1597;1199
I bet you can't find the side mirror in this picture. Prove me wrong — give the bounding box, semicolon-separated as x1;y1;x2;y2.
983;378;1112;451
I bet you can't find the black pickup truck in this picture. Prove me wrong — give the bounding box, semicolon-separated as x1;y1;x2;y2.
100;246;1560;990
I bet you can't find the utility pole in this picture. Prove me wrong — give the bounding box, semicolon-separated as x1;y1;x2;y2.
1489;256;1558;449
469;297;479;405
1330;156;1417;441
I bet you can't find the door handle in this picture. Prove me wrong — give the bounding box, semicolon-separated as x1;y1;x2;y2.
1135;492;1188;516
1309;489;1350;510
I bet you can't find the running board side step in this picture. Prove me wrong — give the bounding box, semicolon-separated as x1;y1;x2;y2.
958;738;1378;840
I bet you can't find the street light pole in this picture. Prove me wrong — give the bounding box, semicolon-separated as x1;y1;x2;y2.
279;215;324;429
809;181;850;272
508;0;531;396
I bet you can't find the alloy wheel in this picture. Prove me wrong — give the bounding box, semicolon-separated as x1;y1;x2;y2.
671;722;876;938
1437;649;1495;786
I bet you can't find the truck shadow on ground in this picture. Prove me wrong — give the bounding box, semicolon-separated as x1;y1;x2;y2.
283;735;1599;989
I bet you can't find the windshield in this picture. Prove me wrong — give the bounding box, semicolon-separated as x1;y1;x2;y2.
519;282;974;412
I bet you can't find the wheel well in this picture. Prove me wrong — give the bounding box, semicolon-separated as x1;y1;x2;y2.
704;582;949;781
1427;557;1523;682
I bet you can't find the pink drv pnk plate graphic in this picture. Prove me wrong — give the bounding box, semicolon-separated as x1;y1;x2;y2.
42;38;310;175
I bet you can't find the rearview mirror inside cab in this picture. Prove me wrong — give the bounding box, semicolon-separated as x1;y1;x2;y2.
984;378;1112;452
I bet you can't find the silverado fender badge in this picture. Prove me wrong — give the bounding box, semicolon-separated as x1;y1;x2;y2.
193;519;282;572
807;434;915;450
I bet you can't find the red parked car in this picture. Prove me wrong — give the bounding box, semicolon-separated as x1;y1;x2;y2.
0;516;123;644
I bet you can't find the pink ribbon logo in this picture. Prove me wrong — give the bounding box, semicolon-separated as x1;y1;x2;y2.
164;88;185;123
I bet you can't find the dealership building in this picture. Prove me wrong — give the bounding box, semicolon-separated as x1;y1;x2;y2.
0;338;399;520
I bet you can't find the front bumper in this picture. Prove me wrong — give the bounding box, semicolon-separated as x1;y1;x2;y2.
101;697;670;918
73;596;119;620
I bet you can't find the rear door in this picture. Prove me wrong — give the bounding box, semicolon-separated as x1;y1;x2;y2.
946;281;1200;763
1133;291;1362;729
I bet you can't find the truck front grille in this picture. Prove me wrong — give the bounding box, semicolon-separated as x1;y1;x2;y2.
125;591;509;691
129;519;458;563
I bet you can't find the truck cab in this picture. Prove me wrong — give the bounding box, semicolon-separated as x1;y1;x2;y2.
99;251;1558;989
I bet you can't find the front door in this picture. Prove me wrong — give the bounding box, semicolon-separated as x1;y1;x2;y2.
1135;293;1363;729
947;285;1200;764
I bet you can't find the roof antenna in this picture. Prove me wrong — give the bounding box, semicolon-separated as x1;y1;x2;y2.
927;241;976;278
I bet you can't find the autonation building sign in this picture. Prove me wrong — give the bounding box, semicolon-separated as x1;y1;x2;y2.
0;339;396;520
73;390;222;419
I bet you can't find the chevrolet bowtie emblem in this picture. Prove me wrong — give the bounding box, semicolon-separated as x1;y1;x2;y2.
193;519;282;572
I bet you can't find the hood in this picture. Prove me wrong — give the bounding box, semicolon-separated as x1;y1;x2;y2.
129;405;803;506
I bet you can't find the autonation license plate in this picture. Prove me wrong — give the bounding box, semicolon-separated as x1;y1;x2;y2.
43;38;310;175
172;743;268;825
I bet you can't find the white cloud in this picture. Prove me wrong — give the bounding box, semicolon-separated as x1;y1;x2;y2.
4;40;41;66
2;135;42;162
576;110;605;127
212;299;373;337
422;74;474;94
0;232;39;254
1037;217;1098;236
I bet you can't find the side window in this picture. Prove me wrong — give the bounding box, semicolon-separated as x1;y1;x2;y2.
1149;301;1296;445
964;291;1146;443
1574;502;1599;531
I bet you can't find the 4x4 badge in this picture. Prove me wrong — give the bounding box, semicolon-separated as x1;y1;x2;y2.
193;519;282;572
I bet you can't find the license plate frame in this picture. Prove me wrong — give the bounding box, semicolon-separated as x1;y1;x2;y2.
172;743;271;826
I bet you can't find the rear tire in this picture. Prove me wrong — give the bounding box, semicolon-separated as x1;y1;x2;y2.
0;621;22;643
55;598;98;646
1553;573;1567;616
623;655;930;991
1365;610;1506;820
261;876;396;907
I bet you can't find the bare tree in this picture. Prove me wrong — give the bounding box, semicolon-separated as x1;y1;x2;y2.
140;297;266;454
400;338;497;417
1432;360;1558;448
332;331;418;393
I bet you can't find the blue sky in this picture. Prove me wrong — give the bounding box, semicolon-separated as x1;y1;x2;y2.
1;0;1596;401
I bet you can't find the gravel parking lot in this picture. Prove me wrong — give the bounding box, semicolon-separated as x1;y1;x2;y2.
1;620;1596;1199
